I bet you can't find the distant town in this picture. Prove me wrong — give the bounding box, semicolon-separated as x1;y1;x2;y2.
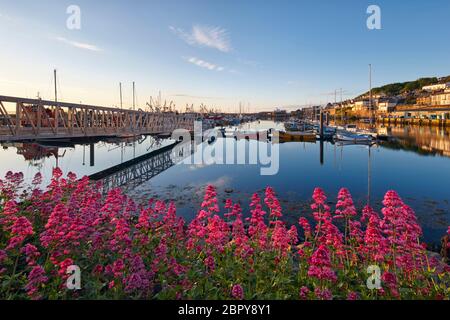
270;75;450;125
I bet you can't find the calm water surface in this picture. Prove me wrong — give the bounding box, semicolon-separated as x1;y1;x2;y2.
1;121;449;246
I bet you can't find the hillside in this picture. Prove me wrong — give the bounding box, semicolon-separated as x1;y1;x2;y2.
357;75;450;99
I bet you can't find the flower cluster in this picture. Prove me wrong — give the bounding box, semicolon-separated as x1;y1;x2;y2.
0;170;449;300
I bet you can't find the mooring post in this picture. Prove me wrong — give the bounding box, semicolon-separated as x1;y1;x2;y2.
319;111;324;140
90;142;95;167
320;139;324;165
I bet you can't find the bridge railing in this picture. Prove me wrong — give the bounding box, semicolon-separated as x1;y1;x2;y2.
0;95;197;141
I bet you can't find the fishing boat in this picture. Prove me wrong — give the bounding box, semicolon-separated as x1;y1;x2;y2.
284;121;311;132
314;126;337;139
277;130;316;142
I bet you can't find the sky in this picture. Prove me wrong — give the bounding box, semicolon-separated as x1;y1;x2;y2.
0;0;450;112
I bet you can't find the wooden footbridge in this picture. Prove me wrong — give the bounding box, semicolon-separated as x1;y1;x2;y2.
0;95;198;142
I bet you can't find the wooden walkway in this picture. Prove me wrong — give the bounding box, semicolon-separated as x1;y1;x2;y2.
0;95;197;142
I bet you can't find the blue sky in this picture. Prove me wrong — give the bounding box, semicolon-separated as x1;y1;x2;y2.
1;0;449;111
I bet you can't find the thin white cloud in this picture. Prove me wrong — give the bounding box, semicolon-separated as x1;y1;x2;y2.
184;56;226;72
237;58;260;68
54;36;102;52
170;25;232;52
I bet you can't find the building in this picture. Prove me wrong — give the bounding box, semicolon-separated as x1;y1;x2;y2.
377;98;397;113
422;83;450;92
417;95;431;105
273;108;289;122
301;106;321;120
290;109;304;119
353;100;371;111
430;90;450;106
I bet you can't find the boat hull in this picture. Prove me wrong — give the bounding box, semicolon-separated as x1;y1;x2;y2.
278;131;316;142
335;133;372;142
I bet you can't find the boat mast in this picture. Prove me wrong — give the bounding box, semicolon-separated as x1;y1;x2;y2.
54;69;58;103
54;69;59;135
369;64;373;126
119;82;123;109
132;81;135;111
367;145;372;206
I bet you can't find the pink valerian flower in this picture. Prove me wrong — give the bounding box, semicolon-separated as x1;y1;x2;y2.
57;258;74;278
204;255;215;272
169;257;187;277
201;185;220;214
0;201;20;233
31;172;43;187
231;284;244;300
247;202;268;249
334;188;357;219
205;215;229;252
225;203;242;220
6;216;34;251
299;286;310;299
271;221;291;256
320;219;344;256
380;190;428;271
123;255;151;295
25;265;48;299
364;210;388;263
112;258;125;278
311;188;331;238
110;216;132;251
225;199;233;210
250;193;261;207
151;240;168;273
0;171;24;199
307;245;337;282
298;217;312;239
264;187;282;220
348;220;364;246
136;206;153;231
361;205;376;223
40;203;71;248
314;287;333;300
108;280;115;289
347;291;359;300
92;264;104;275
21;243;41;266
381;271;399;298
231;214;253;259
288;225;298;245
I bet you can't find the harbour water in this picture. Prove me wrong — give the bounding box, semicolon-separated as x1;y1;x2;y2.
1;120;449;246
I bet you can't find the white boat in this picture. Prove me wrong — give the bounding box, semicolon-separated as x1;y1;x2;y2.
344;124;358;133
356;129;378;138
336;132;372;142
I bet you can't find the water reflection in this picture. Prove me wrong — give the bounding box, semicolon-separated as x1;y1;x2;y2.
0;135;173;185
0;121;449;246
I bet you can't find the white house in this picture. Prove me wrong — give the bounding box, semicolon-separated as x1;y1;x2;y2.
422;83;450;92
377;99;397;112
353;100;371;111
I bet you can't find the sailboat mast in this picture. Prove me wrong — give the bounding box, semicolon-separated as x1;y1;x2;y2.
132;81;135;111
54;69;58;103
119;82;123;109
369;64;373;125
367;145;372;206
